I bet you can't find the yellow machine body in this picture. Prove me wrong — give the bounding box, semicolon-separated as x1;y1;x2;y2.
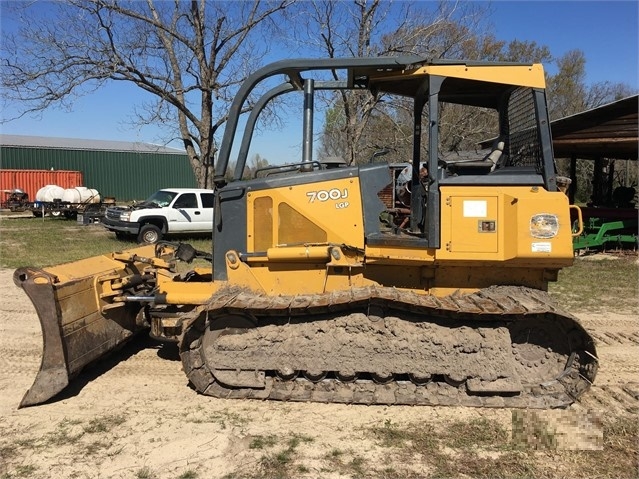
155;181;571;299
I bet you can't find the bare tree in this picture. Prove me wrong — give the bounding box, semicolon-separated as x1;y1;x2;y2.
298;0;493;164
546;49;637;203
546;49;636;120
244;153;270;179
300;0;390;165
315;4;636;165
1;0;291;188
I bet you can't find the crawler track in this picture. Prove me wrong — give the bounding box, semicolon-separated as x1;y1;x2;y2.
179;285;598;409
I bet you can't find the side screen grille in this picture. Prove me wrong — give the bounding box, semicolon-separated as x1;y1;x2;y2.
503;87;541;171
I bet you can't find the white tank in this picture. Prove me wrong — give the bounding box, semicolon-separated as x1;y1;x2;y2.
83;188;101;204
61;187;101;204
62;188;82;203
36;185;65;202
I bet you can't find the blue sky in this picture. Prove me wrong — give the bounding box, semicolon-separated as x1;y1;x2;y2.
489;0;638;85
1;1;637;165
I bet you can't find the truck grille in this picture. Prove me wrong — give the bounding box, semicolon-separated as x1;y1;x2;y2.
105;208;123;221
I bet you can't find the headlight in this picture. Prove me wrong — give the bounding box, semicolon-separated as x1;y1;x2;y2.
120;212;131;222
530;214;559;238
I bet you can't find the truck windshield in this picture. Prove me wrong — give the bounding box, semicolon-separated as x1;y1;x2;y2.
145;190;177;207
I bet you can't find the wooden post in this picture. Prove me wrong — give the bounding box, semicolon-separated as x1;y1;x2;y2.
569;156;577;204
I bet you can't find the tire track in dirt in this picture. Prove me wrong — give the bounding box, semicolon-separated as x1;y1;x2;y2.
0;286;41;385
578;384;639;416
575;312;639;416
590;331;639;346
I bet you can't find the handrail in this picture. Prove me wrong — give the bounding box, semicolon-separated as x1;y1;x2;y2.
570;205;584;237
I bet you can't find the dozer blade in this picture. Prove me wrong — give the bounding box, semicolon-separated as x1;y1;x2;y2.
14;246;157;408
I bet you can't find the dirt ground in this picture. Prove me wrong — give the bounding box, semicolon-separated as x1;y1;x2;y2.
0;268;637;479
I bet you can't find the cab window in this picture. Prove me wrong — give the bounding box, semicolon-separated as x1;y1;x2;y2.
201;193;215;208
173;193;197;209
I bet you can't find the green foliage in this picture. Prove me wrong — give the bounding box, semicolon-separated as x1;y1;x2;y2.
286;434;314;448
324;449;371;478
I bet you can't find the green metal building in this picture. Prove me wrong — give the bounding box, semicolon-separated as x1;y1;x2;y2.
0;134;197;201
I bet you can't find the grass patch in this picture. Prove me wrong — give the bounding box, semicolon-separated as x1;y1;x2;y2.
362;416;638;479
370;419;410;448
326;448;343;458
1;415;127;467
252;433;315;479
177;471;198;479
325;448;396;478
249;435;278;450
135;467;155;479
12;465;37;478
83;414;126;434
443;417;510;449
185;408;249;429
44;419;85;447
432;450;539;479
0;217;211;268
560;418;639;479
370;418;439;452
286;434;314;449
366;417;539;478
84;440;110;456
222;433;314;479
549;255;638;313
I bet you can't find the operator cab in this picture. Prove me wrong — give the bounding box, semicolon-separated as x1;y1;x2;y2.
211;57;557;266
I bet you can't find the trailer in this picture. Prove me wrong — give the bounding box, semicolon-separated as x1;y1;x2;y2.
30;197;116;223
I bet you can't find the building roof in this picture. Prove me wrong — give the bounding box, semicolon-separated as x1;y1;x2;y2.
0;134;187;155
551;95;638;160
478;95;638;161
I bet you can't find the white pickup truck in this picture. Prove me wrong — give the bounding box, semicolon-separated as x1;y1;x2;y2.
102;188;215;244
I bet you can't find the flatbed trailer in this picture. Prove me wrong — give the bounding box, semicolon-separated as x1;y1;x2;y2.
29;198;116;223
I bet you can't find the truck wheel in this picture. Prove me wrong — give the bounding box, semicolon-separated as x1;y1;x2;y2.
138;224;162;244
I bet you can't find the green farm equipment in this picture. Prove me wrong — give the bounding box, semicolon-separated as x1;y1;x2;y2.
572;207;638;252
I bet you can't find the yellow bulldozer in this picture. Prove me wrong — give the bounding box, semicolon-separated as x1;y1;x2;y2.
14;56;597;409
